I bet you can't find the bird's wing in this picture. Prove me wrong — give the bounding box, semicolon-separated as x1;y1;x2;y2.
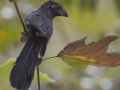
24;11;53;40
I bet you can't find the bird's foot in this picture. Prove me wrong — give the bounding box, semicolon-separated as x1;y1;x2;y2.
20;32;29;43
36;56;43;66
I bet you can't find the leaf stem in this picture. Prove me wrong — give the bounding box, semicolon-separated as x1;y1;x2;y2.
43;56;59;61
36;65;40;90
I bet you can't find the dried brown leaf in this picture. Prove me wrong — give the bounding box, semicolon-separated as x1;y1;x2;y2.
58;34;120;67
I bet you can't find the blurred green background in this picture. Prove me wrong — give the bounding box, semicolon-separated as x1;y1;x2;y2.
1;0;120;90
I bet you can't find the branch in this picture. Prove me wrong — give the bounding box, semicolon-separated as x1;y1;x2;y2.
36;65;40;90
9;0;27;33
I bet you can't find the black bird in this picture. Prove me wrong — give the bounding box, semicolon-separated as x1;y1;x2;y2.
10;1;68;90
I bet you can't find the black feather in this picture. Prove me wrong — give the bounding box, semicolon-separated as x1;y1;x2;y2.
10;30;44;90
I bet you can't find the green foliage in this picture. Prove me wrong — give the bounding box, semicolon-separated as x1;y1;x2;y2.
34;72;54;82
79;0;96;11
0;19;21;52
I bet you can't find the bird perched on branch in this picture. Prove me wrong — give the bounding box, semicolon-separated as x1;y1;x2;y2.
10;0;68;90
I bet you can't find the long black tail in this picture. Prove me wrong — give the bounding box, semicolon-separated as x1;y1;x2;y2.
10;30;42;90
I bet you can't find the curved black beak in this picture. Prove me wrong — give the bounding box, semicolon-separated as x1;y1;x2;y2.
59;7;68;17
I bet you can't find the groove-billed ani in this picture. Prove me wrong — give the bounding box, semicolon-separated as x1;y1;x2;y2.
10;1;68;90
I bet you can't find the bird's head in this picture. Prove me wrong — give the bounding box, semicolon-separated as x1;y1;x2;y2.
39;0;68;18
49;1;68;17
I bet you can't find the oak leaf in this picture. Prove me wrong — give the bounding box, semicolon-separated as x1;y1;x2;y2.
57;34;120;69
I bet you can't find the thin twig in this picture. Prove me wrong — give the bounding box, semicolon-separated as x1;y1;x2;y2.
36;65;40;90
14;2;27;32
43;56;58;61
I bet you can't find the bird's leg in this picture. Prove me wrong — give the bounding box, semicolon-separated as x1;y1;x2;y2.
36;40;48;65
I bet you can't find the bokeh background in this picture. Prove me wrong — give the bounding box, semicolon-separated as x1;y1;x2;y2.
1;0;120;90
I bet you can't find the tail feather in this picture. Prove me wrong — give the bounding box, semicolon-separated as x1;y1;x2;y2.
10;31;42;90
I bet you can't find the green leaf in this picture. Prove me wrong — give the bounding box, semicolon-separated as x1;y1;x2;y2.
34;72;54;82
0;58;14;81
63;55;88;69
0;58;54;82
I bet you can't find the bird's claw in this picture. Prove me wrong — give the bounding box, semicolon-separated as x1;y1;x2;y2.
20;32;29;43
36;56;43;66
